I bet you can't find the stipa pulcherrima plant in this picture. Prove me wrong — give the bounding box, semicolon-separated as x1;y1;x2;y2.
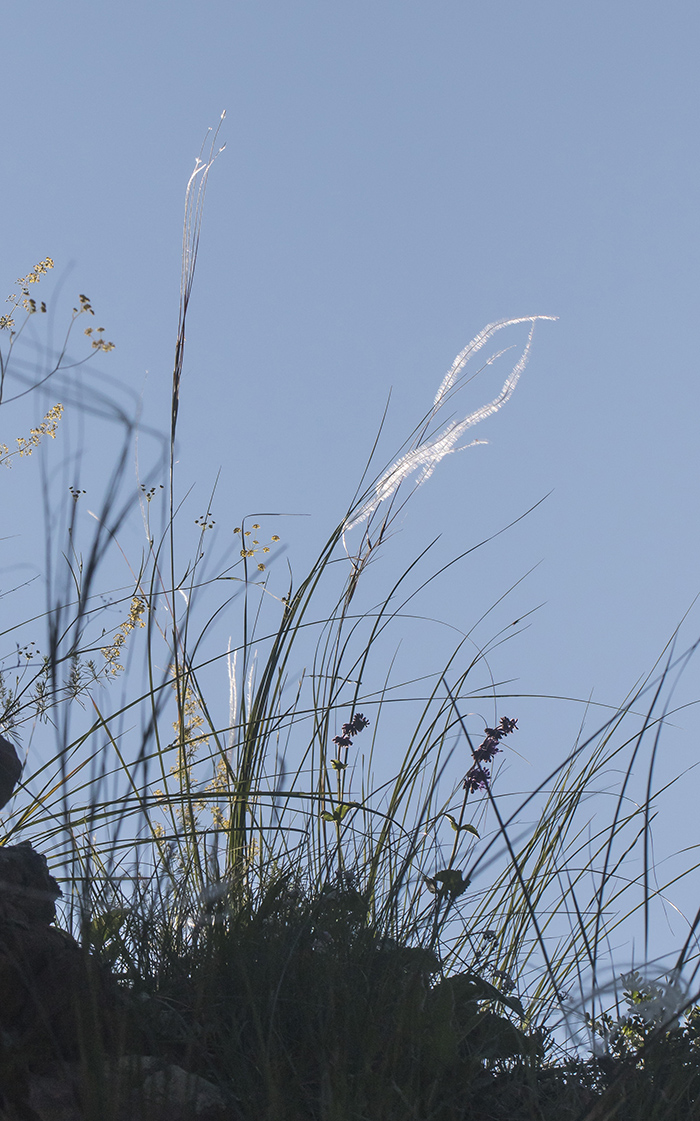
2;120;700;1120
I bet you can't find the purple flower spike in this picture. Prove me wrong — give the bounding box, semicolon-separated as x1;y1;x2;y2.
463;765;491;793
473;736;501;764
344;712;370;736
461;717;518;793
333;735;353;749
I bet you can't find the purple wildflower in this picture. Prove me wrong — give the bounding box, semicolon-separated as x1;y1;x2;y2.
462;716;518;793
473;735;501;764
334;712;370;751
463;765;490;793
343;712;370;737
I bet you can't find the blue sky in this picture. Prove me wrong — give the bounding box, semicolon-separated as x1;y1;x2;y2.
3;1;700;983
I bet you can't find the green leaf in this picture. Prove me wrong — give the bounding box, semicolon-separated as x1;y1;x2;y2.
321;801;358;823
445;972;525;1019
462;1010;533;1060
88;906;130;950
444;814;479;838
433;869;470;898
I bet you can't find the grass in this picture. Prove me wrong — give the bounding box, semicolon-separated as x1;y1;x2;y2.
2;128;700;1119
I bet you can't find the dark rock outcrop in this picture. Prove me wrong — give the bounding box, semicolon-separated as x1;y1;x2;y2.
0;755;230;1119
0;840;126;1121
0;741;120;1066
0;840;61;926
21;1056;232;1121
0;734;22;812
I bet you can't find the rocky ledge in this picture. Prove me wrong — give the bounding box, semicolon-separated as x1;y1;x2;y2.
0;734;231;1120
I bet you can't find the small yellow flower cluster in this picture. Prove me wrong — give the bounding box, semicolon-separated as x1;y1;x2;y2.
159;679;211;828
77;295;115;350
1;264;116;361
209;757;232;831
155;676;234;837
233;524;281;571
211;802;230;830
0;403;63;468
84;325;115;352
17;257;54;286
100;595;147;676
2;257;55;329
171;681;210;765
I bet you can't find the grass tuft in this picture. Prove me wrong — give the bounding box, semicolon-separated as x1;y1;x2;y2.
1;127;700;1120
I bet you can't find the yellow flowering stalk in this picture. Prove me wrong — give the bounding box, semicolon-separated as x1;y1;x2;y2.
0;403;63;468
0;256;54;331
100;595;147;677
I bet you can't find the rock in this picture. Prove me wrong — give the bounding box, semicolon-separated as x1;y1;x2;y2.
0;921;116;1058
105;1055;230;1119
22;1057;233;1121
0;734;22;811
26;1066;83;1121
0;841;234;1120
0;841;61;925
0;843;121;1064
137;1062;228;1119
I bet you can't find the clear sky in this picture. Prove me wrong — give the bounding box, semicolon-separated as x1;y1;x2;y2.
3;1;700;995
